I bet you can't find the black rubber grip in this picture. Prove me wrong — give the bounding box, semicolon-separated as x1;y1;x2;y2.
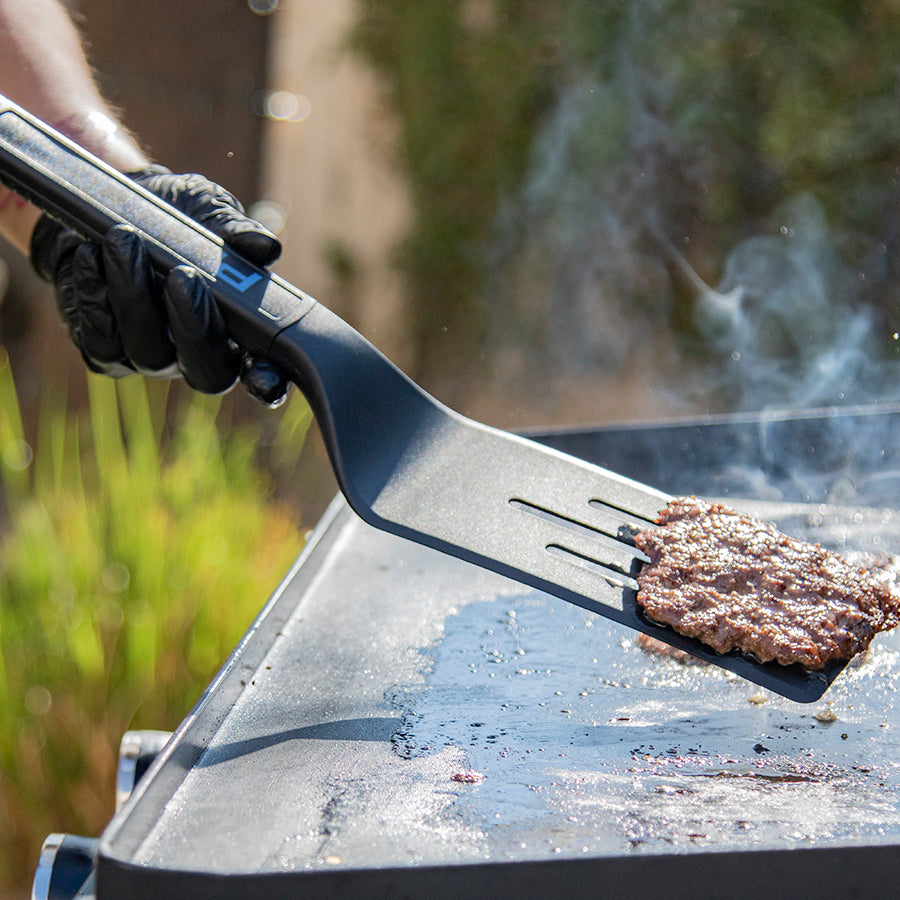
0;96;314;358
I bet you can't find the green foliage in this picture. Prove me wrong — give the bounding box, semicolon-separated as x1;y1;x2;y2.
661;0;900;236
0;355;310;890
352;0;560;386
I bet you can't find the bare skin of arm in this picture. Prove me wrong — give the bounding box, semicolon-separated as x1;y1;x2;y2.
0;0;148;253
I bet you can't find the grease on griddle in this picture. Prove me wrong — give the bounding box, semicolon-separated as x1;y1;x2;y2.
635;632;707;665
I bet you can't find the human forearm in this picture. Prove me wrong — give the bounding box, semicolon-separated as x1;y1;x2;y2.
1;0;287;403
0;0;147;252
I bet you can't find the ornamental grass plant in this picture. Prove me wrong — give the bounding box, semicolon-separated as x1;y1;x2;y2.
0;351;311;892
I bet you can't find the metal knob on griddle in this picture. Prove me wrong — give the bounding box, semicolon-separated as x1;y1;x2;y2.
30;730;172;899
31;833;97;900
115;729;172;811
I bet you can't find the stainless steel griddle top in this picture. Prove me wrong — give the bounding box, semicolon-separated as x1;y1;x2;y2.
97;407;900;896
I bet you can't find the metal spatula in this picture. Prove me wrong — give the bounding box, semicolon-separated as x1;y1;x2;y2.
0;96;846;702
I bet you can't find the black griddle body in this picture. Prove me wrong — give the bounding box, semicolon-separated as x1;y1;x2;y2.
94;406;900;898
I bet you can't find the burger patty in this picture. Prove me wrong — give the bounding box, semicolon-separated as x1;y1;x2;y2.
633;497;900;669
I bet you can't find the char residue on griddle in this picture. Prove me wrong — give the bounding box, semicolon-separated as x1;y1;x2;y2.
634;497;900;669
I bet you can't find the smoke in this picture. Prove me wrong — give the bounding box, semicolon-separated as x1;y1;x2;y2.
483;7;900;419
692;193;900;410
484;71;686;402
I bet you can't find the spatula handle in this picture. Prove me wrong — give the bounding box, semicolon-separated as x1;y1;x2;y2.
0;95;451;527
0;94;315;358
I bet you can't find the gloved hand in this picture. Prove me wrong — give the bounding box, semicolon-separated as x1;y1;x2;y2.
30;165;289;406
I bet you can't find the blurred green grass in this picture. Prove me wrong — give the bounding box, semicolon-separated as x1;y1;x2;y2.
0;351;311;891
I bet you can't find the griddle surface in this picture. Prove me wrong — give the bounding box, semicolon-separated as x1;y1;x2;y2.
97;409;900;895
101;503;900;872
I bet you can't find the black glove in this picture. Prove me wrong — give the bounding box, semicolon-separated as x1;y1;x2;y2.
30;165;288;406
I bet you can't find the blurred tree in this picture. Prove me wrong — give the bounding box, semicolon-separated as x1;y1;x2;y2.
353;0;560;394
352;0;900;412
